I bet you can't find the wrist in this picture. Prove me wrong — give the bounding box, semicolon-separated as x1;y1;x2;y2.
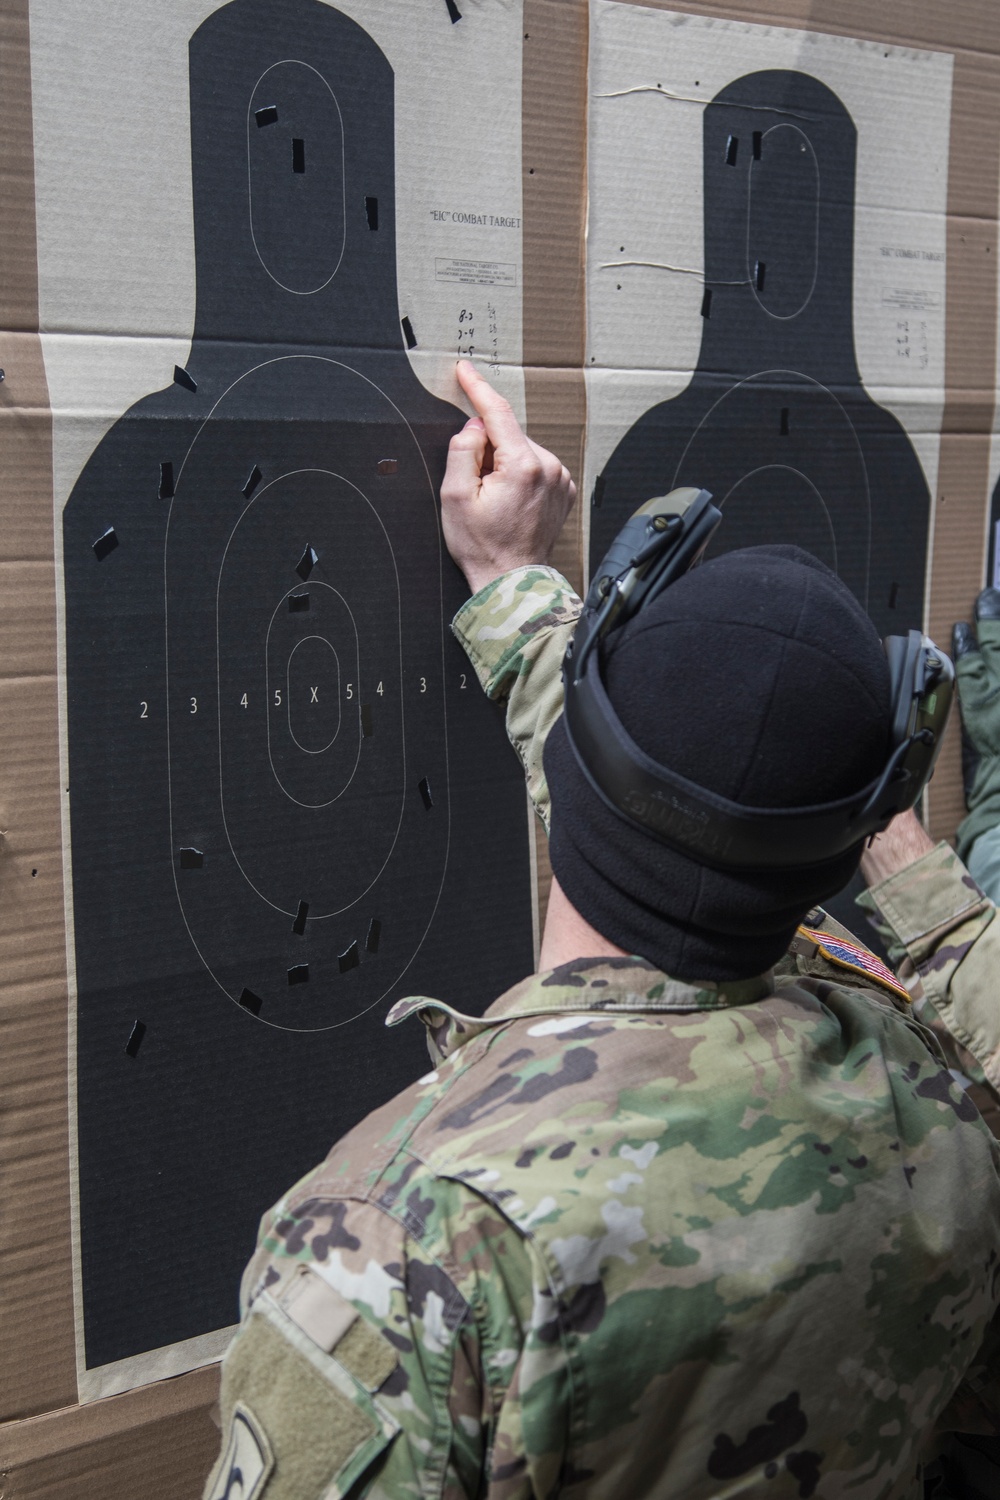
859;810;935;887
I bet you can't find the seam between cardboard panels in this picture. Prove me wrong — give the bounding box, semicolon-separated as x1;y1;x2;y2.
0;1366;221;1468
599;1;1000;60
53;327;84;1406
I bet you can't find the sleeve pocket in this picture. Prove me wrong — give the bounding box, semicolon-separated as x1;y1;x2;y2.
204;1296;399;1500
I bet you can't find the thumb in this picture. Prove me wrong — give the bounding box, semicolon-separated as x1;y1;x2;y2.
953;621;980;663
441;418;488;506
974;588;1000;680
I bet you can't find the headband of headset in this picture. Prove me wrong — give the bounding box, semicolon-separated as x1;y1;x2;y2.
562;490;953;871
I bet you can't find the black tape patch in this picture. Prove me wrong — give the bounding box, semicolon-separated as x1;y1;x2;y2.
700;288;712;319
725;134;739;166
592;473;606;510
780;407;790;436
255;105;279;127
288;591;310;612
293;900;309;936
92;527;119;562
159;462;175;500
243;464;262;499
296;545;319;581
365;196;379;231
173;364;198;393
238;989;263;1017
179;847;204;869
338;941;360;973
125;1021;146;1057
361;704;373;738
418;777;433;811
288;964;309;986
292;137;306;174
401;316;417;349
445;0;462;20
366;919;381;954
377;459;397;476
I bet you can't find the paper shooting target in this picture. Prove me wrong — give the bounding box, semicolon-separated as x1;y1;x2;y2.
61;0;534;1375
590;70;932;643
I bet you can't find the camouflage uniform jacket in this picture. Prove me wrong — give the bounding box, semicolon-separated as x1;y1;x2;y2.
205;573;1000;1500
210;953;1000;1500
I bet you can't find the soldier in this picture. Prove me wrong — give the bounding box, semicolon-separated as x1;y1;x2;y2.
204;362;1000;1500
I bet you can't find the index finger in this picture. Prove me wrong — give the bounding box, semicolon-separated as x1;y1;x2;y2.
456;360;530;454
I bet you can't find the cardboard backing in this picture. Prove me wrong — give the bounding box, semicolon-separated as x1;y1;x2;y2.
2;0;999;1492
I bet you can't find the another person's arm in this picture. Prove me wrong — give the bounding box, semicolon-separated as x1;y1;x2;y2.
858;811;1000;1105
954;591;1000;902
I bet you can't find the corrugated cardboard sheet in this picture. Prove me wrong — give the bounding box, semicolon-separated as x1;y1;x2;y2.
1;0;997;1493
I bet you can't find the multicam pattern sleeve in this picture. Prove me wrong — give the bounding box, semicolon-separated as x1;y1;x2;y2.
857;841;1000;1134
213;1052;539;1500
451;567;582;832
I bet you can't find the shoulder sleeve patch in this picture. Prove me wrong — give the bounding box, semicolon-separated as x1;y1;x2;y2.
204;1299;398;1500
795;923;911;1004
205;1403;273;1500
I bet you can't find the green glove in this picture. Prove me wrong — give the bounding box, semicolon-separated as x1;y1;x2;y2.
954;587;1000;861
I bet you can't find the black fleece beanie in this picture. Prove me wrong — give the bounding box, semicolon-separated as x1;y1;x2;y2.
545;545;892;980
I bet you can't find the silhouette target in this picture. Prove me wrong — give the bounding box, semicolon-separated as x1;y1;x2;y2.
988;476;1000;590
591;71;931;643
62;0;533;1372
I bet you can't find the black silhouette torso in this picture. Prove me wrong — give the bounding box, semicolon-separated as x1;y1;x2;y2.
591;71;931;642
62;0;533;1371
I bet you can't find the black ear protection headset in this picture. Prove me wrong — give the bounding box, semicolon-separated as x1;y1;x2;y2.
563;489;954;870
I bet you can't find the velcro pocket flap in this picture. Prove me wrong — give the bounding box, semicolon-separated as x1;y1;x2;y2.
206;1292;399;1500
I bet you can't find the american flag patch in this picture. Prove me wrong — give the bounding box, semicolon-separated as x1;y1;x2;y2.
797;926;911;1003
